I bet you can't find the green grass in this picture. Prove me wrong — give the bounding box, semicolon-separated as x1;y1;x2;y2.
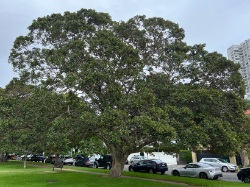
0;161;245;187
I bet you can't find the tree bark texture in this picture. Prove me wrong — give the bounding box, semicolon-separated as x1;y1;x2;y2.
0;153;8;162
109;149;129;177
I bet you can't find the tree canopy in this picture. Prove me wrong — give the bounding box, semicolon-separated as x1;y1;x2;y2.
1;79;89;157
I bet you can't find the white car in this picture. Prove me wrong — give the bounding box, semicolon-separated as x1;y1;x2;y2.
172;162;223;180
63;156;75;165
129;155;146;164
199;158;237;172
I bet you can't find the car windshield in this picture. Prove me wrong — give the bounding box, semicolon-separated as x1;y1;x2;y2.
151;159;163;164
218;158;228;163
198;163;213;167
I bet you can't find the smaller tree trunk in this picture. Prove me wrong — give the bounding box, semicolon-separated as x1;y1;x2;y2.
0;153;8;162
239;149;249;167
24;152;27;168
0;153;4;162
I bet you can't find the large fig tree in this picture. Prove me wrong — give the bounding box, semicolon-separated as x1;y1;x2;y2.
8;9;247;176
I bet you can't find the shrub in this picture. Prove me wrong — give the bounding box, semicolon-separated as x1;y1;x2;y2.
179;150;192;163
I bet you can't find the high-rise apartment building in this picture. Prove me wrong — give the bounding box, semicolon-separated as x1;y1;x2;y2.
227;39;250;94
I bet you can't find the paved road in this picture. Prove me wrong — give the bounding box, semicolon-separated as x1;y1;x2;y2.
124;164;241;183
218;171;240;182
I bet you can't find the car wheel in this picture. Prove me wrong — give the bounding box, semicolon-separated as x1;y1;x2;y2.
148;169;155;174
172;170;180;176
93;163;98;168
129;167;134;172
106;164;111;170
160;171;165;175
199;172;208;179
243;176;250;183
213;176;218;180
222;166;228;172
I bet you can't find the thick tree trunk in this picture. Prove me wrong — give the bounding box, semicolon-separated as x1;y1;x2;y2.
109;150;128;178
239;149;249;167
54;152;61;165
0;153;3;162
0;153;4;162
0;153;8;162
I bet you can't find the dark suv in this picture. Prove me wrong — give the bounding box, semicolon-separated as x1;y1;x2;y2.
128;159;168;174
237;167;250;183
74;155;93;167
93;154;112;170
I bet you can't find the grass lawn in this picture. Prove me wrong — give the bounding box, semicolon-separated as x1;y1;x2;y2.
0;161;245;187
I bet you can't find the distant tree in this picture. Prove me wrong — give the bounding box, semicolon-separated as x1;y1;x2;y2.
8;8;247;177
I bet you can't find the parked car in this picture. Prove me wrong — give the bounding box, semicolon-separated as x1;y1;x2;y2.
16;154;33;161
93;154;112;170
45;155;56;164
26;154;33;161
63;156;75;165
8;154;18;160
75;156;93;167
16;155;24;161
172;162;223;180
237;167;250;183
29;154;45;162
88;157;96;166
129;155;146;164
128;159;168;174
75;154;87;160
199;158;237;172
45;154;65;164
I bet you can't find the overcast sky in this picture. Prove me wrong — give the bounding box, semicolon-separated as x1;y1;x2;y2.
1;0;250;88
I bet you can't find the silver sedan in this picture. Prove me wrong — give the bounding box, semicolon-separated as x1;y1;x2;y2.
171;163;223;180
